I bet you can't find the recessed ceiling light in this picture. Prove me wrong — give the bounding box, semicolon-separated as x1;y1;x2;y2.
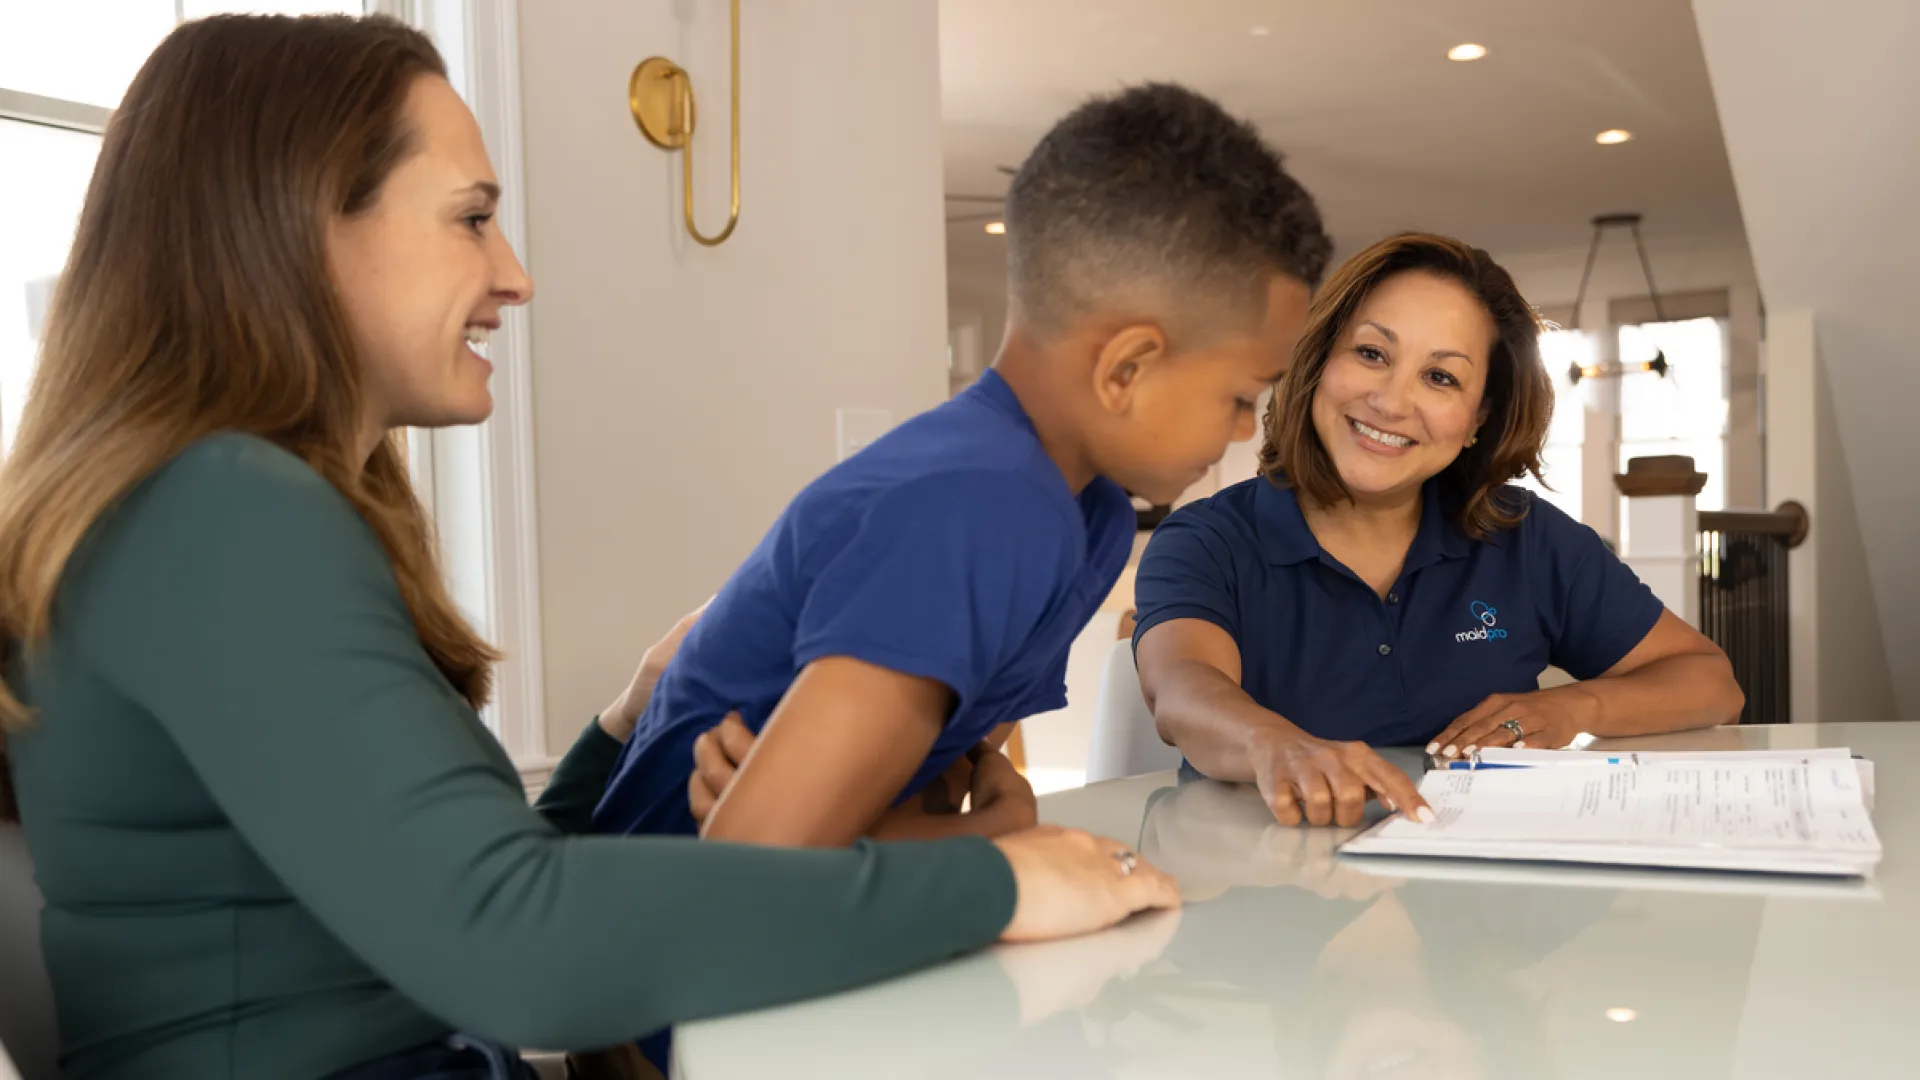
1447;43;1487;62
1251;25;1272;37
1596;129;1634;145
1606;1007;1638;1023
984;221;1006;235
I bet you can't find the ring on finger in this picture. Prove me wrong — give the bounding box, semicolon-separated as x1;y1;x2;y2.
1501;718;1525;741
1113;848;1138;877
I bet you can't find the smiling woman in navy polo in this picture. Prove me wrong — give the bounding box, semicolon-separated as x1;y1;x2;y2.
1134;233;1744;828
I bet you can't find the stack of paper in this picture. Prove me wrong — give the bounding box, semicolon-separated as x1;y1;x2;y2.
1443;746;1875;807
1341;748;1882;877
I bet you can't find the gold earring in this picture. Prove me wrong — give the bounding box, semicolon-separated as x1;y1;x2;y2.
1467;433;1479;448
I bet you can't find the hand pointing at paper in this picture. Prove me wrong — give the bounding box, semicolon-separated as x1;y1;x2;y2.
1247;724;1433;828
1132;618;1430;828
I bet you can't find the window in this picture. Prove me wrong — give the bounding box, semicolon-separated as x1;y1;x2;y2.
1;2;368;452
0;122;98;455
1517;329;1591;522
1514;312;1732;554
1616;317;1729;514
2;1;550;776
0;5;181;110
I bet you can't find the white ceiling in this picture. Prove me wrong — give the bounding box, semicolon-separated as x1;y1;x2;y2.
941;0;1747;294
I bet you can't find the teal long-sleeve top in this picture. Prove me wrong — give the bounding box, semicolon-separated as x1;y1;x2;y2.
4;434;1017;1080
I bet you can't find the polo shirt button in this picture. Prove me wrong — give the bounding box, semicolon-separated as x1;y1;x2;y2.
1387;592;1399;604
1378;643;1392;656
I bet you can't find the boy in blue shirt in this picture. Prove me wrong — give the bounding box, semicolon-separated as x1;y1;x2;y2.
593;83;1332;848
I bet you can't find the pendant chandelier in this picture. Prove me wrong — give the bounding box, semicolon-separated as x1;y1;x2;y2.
1565;213;1672;386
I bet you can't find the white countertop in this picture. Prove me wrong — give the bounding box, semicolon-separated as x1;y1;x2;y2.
674;723;1920;1079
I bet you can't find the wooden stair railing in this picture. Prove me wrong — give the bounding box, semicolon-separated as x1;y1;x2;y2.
1697;501;1808;725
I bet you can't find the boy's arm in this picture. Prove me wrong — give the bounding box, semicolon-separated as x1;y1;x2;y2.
698;656;1013;846
700;472;1068;847
865;746;1035;842
699;655;941;846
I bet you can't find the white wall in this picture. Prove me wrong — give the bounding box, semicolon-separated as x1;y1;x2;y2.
1764;311;1896;725
945;278;1003;396
519;0;950;746
1693;0;1920;722
1020;610;1122;793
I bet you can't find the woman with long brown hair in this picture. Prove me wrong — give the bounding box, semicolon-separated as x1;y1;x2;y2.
1132;233;1743;828
0;14;1176;1079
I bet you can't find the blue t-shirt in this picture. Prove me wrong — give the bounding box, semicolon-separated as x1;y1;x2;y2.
594;370;1137;837
1132;476;1664;747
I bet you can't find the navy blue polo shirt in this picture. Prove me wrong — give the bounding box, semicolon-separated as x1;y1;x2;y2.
594;369;1137;838
1132;476;1664;748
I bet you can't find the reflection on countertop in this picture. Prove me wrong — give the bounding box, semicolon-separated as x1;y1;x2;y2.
678;723;1920;1080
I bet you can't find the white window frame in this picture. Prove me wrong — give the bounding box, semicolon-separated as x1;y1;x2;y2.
4;1;549;777
0;88;110;134
384;0;550;780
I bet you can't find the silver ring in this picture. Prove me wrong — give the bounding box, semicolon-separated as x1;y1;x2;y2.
1114;848;1137;877
1502;718;1525;741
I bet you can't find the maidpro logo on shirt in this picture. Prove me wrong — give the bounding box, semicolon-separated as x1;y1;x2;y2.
1455;601;1508;643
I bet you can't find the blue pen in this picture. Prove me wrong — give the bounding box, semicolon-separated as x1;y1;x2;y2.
1443;756;1627;770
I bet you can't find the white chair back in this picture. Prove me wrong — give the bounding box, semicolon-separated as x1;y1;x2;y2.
1086;640;1185;783
0;826;59;1080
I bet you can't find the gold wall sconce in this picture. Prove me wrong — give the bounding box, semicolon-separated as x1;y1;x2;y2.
628;0;741;246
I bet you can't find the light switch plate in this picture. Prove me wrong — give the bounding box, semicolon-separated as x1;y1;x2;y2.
836;407;894;461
